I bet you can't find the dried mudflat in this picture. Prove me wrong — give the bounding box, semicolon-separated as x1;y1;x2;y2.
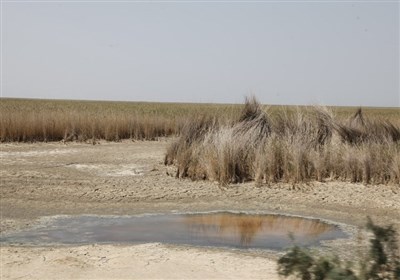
1;140;399;279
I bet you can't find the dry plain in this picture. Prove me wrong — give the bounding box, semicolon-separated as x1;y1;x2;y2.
1;139;399;279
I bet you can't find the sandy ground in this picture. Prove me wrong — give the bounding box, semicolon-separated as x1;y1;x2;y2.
1;140;399;279
1;244;277;280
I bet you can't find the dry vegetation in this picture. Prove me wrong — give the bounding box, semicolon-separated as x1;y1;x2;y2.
2;97;399;185
165;97;400;185
0;98;240;142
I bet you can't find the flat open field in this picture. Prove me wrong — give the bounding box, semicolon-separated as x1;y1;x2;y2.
1;140;399;279
0;98;242;142
2;98;399;142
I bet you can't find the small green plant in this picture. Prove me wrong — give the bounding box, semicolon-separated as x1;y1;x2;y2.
277;218;400;280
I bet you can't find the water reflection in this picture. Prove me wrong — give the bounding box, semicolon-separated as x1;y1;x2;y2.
184;213;337;247
0;212;347;250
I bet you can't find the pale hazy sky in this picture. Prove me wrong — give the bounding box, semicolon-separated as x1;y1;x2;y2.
2;1;399;107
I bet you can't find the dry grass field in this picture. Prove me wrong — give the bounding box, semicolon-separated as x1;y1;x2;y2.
1;97;398;143
1;98;399;185
0;98;241;142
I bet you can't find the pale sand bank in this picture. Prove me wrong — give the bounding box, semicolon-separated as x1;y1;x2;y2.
1;243;278;279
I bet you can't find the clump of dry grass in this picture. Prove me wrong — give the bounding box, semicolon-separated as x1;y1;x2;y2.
334;108;400;144
164;115;218;178
165;97;400;186
165;97;272;184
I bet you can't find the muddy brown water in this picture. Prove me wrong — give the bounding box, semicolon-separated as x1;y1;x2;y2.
0;212;347;250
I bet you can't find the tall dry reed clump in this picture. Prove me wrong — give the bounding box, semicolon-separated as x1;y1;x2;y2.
165;97;400;186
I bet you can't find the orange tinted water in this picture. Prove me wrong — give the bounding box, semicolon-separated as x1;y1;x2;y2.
1;212;347;250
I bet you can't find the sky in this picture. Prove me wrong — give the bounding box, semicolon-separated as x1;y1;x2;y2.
2;1;399;107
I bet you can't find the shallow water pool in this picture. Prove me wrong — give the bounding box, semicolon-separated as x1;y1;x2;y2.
1;212;347;250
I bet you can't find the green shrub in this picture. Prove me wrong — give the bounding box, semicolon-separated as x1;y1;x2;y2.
277;218;400;280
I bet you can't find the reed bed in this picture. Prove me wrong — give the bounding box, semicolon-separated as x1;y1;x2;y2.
0;98;241;142
165;97;400;185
